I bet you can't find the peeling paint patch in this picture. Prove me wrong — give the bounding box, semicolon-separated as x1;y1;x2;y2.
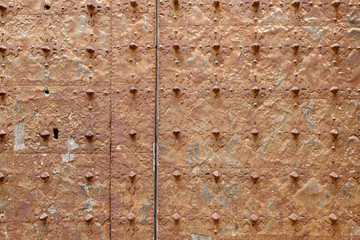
14;121;25;150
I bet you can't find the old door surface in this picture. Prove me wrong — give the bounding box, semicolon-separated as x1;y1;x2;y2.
157;1;360;240
0;0;360;240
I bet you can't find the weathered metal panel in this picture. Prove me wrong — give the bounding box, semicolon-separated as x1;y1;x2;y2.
158;1;360;239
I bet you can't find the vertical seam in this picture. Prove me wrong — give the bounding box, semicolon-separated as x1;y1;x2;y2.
154;0;159;237
109;1;113;239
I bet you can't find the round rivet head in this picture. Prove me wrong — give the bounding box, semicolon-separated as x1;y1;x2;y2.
290;171;299;179
86;88;95;96
291;86;300;95
251;43;260;52
212;171;220;179
127;212;135;221
86;46;95;54
40;130;50;138
331;43;340;52
129;171;136;179
173;86;181;93
85;131;94;139
251;172;259;181
129;129;137;137
212;128;220;136
291;43;300;51
291;128;300;136
212;43;220;51
289;213;298;222
251;128;259;136
130;87;137;94
251;86;260;94
173;170;181;178
41;45;51;53
331;0;340;8
173;44;180;51
0;172;5;181
252;0;260;7
84;213;93;222
330;172;339;179
0;88;6;96
85;172;94;180
212;86;220;93
292;0;300;8
212;213;220;221
0;129;6;137
172;128;181;136
329;213;338;223
129;43;138;50
330;129;339;138
40;172;50;180
250;214;258;223
39;213;48;221
330;86;339;94
173;213;180;221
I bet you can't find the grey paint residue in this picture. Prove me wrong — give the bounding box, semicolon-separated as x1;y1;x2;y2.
14;121;25;150
61;136;78;163
191;234;212;240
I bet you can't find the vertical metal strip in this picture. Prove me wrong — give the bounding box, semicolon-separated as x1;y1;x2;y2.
154;0;160;237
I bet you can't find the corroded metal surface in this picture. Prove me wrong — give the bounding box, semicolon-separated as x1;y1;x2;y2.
0;0;155;239
158;1;360;239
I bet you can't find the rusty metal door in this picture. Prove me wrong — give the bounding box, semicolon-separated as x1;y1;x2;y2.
157;1;360;240
0;0;360;239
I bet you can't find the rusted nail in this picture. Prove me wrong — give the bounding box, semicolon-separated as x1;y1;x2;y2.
84;213;93;222
251;172;259;181
330;86;339;94
0;172;5;181
289;213;298;222
291;86;300;95
130;0;138;7
41;46;51;53
87;2;96;11
290;171;299;179
212;128;220;136
129;129;137;137
212;43;220;51
330;172;339;179
85;172;94;180
212;86;220;93
213;0;220;8
213;171;220;179
173;86;181;93
292;43;300;51
172;128;181;136
86;88;95;96
330;129;339;138
331;1;340;8
127;212;135;221
251;86;260;94
173;43;180;51
250;214;258;223
39;213;48;221
173;170;181;178
329;213;338;223
251;128;259;136
86;46;95;54
291;128;300;136
40;130;50;138
331;43;340;53
129;43;138;50
251;43;260;52
211;213;220;221
0;3;7;11
0;45;7;53
40;172;50;180
173;213;180;221
0;88;6;96
85;131;94;139
291;0;300;8
129;171;137;179
252;0;260;8
0;129;6;137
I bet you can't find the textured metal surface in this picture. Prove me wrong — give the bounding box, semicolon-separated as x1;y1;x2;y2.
158;1;360;239
0;0;154;239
